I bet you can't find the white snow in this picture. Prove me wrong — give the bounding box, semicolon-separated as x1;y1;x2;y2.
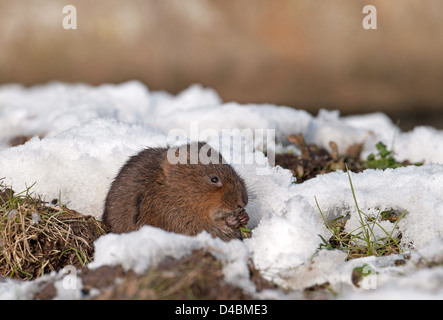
1;81;443;299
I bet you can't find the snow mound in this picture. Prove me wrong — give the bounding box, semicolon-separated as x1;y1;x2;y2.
90;226;255;293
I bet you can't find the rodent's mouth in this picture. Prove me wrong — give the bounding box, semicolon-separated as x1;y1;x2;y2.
224;208;250;229
210;206;245;221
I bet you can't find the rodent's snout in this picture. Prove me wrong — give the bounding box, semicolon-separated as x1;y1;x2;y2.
224;207;250;230
209;203;247;222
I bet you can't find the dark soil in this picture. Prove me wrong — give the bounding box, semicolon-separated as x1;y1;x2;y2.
274;134;366;183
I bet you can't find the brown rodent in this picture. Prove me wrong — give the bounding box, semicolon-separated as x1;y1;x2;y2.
102;142;249;241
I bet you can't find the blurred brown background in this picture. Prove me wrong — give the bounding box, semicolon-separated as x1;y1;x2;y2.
1;0;443;129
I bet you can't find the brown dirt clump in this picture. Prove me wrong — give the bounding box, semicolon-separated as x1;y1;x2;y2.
94;249;274;300
274;134;366;183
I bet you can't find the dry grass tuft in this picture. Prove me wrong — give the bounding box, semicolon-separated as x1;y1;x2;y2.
0;180;108;280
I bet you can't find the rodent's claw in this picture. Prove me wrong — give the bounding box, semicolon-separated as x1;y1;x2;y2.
225;210;250;229
225;215;240;228
237;210;250;226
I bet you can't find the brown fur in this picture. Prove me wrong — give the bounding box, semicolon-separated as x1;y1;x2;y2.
102;142;249;241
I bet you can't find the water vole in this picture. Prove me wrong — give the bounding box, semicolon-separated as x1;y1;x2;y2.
102;142;249;241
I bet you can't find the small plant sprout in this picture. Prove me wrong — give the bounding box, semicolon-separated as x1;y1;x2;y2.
239;226;252;239
316;166;406;260
366;142;422;170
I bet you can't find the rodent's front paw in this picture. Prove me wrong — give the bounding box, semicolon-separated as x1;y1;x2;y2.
225;210;250;229
225;215;240;228
237;210;249;226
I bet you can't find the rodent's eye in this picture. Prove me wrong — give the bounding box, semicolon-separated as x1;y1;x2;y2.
208;175;222;187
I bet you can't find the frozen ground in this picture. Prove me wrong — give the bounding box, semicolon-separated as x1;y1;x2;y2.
0;81;443;299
